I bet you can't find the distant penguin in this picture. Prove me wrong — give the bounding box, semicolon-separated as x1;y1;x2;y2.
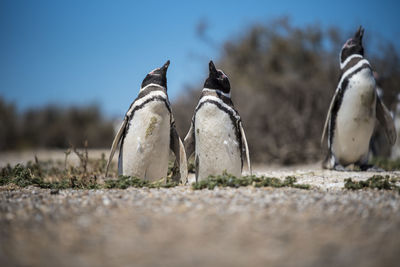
391;93;400;159
106;60;187;183
184;60;251;181
370;73;393;158
321;27;396;170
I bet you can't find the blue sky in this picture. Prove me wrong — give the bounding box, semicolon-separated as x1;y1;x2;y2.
1;0;399;117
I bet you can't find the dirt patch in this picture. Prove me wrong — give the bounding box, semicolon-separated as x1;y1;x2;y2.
146;116;158;138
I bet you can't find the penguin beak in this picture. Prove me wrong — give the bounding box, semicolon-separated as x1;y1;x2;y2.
209;60;218;77
354;26;364;43
149;60;169;75
162;60;170;71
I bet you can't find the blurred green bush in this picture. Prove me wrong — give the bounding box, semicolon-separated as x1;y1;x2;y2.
0;98;114;150
173;18;400;164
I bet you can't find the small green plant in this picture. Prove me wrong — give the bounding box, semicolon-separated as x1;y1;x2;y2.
0;162;102;190
0;155;178;190
105;176;178;189
192;171;310;190
369;157;400;171
344;175;400;193
73;140;89;175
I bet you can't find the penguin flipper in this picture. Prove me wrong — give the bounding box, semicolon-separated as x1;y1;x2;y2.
105;117;128;177
177;138;188;184
376;95;397;145
183;121;195;160
239;122;252;175
170;120;188;184
321;88;340;146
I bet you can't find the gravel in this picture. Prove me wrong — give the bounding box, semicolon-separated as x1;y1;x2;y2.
1;176;400;267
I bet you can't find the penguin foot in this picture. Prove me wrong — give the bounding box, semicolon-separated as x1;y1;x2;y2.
333;164;346;171
358;164;385;172
366;167;385;172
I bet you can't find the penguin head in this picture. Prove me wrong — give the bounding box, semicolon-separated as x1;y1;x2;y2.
204;60;231;95
141;60;170;89
340;26;365;64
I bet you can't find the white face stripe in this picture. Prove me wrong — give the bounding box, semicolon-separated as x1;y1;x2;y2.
126;90;168;117
203;88;231;98
196;95;240;121
340;54;363;69
140;83;166;92
217;69;228;77
337;59;370;90
149;67;160;74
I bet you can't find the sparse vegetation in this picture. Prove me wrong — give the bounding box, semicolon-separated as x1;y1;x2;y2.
344;175;400;193
105;176;178;189
369;157;400;171
0;161;181;190
0;146;111;190
0;160;312;190
1;148;399;192
192;171;311;190
0;163;98;190
0;152;314;190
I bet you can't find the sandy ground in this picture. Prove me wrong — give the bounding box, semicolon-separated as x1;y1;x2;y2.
1;150;400;267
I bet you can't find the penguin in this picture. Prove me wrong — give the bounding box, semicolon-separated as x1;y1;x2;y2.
391;93;400;159
321;27;396;170
184;60;251;181
106;60;188;183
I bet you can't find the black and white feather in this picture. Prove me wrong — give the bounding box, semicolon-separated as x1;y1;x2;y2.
106;61;187;182
184;61;251;181
321;27;396;170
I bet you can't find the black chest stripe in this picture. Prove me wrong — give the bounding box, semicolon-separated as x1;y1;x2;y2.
195;99;240;127
128;96;171;120
120;96;171;149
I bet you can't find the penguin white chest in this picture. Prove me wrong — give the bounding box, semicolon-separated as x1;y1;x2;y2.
195;102;241;180
333;68;376;165
121;100;170;181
